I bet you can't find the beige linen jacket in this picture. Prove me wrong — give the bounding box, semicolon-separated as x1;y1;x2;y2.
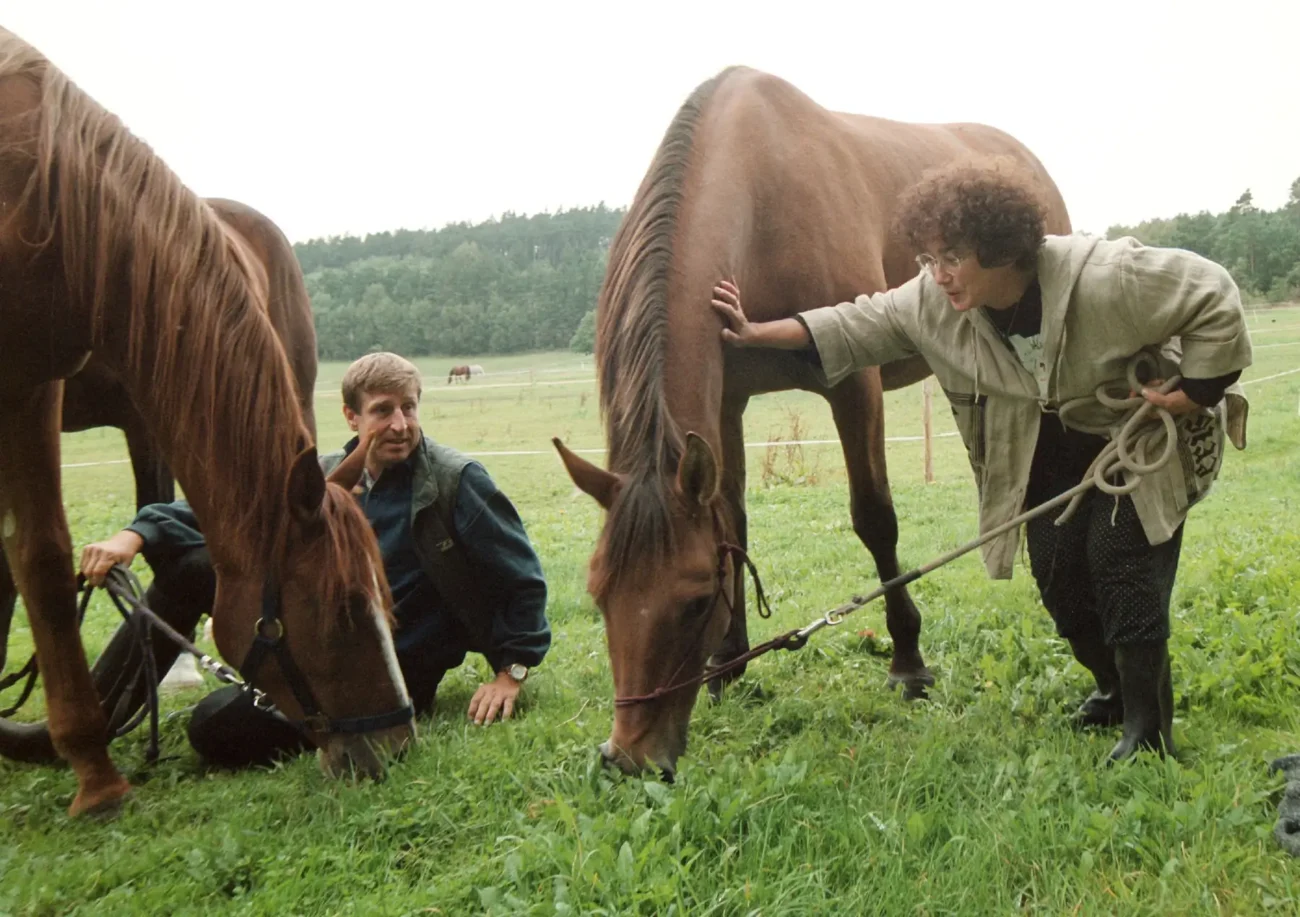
800;234;1253;579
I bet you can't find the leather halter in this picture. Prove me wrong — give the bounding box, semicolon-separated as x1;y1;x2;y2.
612;538;782;708
238;580;414;735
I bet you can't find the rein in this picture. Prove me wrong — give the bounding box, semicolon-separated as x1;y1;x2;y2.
612;352;1188;707
3;565;415;761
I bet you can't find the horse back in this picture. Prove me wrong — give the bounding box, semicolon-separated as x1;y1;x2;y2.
672;68;1071;327
207;199;319;437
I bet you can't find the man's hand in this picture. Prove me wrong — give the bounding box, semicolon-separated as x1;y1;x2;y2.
467;670;522;725
79;530;145;587
1140;380;1203;416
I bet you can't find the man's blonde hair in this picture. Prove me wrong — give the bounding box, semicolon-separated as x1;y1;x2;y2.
341;352;423;411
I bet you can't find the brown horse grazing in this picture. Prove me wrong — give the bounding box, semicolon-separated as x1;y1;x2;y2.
0;29;413;816
554;66;1071;778
448;364;472;384
0;197;318;681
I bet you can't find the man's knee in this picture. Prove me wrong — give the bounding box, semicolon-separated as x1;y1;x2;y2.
188;685;312;769
148;547;217;607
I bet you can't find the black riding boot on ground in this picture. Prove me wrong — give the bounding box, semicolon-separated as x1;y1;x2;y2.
1067;631;1123;729
1109;640;1176;761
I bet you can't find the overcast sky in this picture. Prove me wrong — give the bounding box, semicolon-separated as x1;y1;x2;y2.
9;1;1297;243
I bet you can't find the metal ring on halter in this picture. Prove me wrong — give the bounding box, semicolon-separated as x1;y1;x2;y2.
255;617;285;642
825;608;846;626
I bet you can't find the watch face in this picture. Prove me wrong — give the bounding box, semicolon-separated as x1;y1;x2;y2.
508;664;528;682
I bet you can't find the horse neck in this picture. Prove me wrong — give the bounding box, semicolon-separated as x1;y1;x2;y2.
100;266;305;573
660;290;725;451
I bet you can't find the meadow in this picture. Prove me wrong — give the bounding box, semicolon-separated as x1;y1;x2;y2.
3;308;1300;915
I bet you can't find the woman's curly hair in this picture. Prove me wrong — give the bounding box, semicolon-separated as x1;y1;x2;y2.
894;156;1049;270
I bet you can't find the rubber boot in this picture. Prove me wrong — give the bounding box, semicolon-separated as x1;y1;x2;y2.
1108;640;1176;761
1067;632;1123;729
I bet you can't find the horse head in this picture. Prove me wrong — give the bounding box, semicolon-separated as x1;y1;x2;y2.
209;448;415;778
555;432;735;780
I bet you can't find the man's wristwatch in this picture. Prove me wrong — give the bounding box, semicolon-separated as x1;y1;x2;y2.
505;663;528;683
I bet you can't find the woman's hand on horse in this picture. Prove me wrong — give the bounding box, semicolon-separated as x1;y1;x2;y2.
711;279;815;351
710;280;755;346
79;530;145;587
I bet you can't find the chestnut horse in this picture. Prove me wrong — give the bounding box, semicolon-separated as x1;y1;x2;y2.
447;364;471;384
0;197;318;684
555;66;1071;777
0;29;413;816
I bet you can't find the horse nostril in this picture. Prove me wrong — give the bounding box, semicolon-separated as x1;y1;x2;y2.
659;765;676;784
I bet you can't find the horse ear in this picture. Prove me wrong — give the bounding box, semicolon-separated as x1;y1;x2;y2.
677;432;719;506
553;437;621;509
286;446;327;531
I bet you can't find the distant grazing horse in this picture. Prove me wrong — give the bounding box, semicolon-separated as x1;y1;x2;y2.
469;364;485;377
0;28;413;816
0;197;319;697
554;66;1071;778
448;364;471;384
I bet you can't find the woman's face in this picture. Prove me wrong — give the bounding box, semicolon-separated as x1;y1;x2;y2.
917;243;1023;311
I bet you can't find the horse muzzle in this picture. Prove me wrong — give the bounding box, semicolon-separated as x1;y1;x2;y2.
598;739;676;783
318;722;414;780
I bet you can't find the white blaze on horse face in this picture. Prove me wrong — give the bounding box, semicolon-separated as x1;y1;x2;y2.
370;568;411;710
1;511;14;539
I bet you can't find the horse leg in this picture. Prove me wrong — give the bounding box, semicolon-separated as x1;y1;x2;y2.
708;395;750;701
826;370;933;699
123;419;174;508
0;544;14;675
0;383;130;815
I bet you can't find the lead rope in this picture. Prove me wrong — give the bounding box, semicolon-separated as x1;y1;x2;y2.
615;351;1188;705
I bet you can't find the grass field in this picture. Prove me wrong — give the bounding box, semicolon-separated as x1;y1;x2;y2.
3;308;1300;915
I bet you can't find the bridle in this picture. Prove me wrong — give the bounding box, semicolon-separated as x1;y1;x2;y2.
85;565;413;761
612;519;792;708
236;577;414;736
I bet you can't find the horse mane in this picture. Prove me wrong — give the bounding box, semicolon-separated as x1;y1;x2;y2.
0;30;309;574
313;484;393;634
594;67;736;592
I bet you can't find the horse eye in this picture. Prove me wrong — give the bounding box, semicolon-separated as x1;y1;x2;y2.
684;597;712;619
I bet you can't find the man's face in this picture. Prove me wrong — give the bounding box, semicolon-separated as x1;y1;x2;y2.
345;385;421;469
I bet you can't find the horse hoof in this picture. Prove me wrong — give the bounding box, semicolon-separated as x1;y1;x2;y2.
887;669;935;701
68;778;131;819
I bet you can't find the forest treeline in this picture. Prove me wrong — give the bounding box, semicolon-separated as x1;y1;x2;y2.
294;178;1300;360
